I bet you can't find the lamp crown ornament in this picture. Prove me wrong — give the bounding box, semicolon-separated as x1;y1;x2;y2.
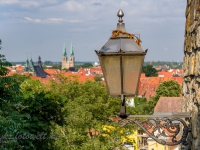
117;9;124;23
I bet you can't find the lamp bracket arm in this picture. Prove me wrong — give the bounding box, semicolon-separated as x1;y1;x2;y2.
118;117;191;146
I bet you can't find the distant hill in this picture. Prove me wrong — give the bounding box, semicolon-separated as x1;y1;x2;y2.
144;61;183;69
10;61;183;69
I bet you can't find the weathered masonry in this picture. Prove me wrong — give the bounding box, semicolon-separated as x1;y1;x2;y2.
182;0;200;149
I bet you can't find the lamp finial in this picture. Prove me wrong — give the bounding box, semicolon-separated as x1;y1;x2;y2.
117;9;124;23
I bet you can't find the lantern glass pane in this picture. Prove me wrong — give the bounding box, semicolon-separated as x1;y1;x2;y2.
99;56;121;96
122;55;144;95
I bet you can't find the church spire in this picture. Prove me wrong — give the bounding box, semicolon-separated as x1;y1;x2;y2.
29;52;35;72
25;52;30;71
62;43;67;57
38;55;42;67
30;52;33;62
26;52;29;61
70;43;74;57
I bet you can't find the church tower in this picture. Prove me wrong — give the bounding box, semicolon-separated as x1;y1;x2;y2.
38;56;42;67
24;54;30;72
69;43;75;68
62;43;67;69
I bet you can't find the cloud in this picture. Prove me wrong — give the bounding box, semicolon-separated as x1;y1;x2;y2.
119;1;129;7
0;0;58;8
45;18;83;23
164;47;169;51
21;17;83;24
70;26;97;32
93;2;101;6
0;0;40;8
0;0;18;5
64;0;85;12
23;17;41;23
0;0;187;62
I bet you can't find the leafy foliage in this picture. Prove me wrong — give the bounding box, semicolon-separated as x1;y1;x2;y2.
128;80;181;115
0;40;25;149
0;39;12;76
0;76;28;149
19;79;66;150
75;62;93;69
94;74;102;82
127;97;153;115
155;80;181;97
11;73;31;84
0;39;134;149
142;65;158;77
143;61;183;69
49;75;124;149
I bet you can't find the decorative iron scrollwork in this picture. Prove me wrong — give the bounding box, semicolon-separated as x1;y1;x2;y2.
118;117;191;146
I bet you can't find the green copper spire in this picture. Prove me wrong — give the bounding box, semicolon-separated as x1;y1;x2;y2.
62;43;67;57
25;52;30;69
29;53;35;72
26;52;28;61
70;43;74;57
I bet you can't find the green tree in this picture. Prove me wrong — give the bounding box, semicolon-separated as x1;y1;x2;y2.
19;79;66;150
127;97;153;115
0;39;28;149
51;64;61;69
11;73;30;84
0;39;66;149
142;65;158;77
94;74;102;82
44;61;53;66
128;80;181;115
155;80;181;97
75;62;93;69
0;39;12;76
49;75;124;149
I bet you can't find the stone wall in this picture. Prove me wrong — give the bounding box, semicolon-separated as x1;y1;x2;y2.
183;0;200;149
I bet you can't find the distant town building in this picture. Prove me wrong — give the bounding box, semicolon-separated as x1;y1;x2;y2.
93;62;100;67
62;43;75;70
24;56;50;78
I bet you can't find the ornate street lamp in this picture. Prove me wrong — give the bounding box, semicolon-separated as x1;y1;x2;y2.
95;9;147;118
95;9;191;147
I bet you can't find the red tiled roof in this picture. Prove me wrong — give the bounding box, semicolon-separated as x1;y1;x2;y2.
140;73;145;78
158;71;172;77
158;69;183;77
78;74;94;82
7;72;16;76
169;69;183;74
44;69;60;75
6;67;13;71
138;76;182;100
89;67;102;74
154;97;182;113
30;76;54;84
16;66;24;71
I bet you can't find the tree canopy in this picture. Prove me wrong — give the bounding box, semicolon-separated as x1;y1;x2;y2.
142;65;158;77
155;80;181;97
0;39;12;76
0;69;127;149
128;80;181;115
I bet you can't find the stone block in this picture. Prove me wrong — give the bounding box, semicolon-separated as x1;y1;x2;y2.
189;53;195;75
183;53;189;76
197;26;200;48
195;52;199;76
183;54;189;76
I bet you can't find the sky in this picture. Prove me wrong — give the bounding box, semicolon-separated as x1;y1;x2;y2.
0;0;187;62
